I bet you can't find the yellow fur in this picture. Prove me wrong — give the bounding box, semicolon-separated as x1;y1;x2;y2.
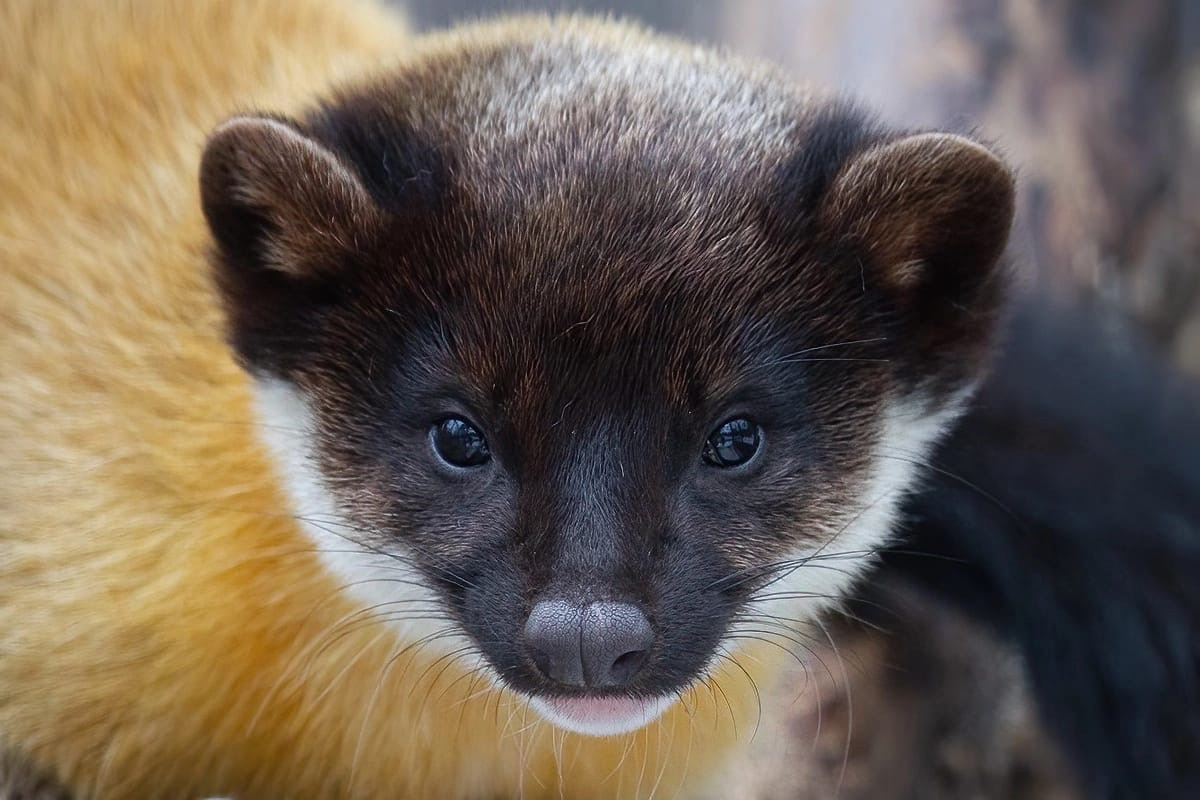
0;2;777;796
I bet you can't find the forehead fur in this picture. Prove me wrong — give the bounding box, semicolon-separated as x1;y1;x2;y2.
206;14;1012;427
308;16;883;231
294;17;890;395
318;16;845;183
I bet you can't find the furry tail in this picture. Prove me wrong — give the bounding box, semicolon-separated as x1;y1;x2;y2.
870;299;1200;799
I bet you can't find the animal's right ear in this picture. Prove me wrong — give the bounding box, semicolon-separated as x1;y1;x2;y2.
199;115;382;281
200;116;385;373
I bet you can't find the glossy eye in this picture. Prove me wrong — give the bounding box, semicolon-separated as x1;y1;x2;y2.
430;417;491;468
702;418;762;468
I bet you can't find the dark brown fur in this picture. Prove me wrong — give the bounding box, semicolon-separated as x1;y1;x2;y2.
201;16;1013;725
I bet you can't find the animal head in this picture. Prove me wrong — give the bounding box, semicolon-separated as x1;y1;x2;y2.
199;19;1013;736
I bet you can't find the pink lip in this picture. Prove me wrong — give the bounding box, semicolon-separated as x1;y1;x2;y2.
528;694;676;736
549;695;644;718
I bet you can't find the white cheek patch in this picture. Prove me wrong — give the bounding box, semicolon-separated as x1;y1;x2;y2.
733;390;972;640
252;378;463;650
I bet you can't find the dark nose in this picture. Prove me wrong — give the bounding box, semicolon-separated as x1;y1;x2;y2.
523;600;654;689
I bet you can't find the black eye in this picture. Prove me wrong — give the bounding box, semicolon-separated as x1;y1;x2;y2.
702;418;762;468
430;417;491;468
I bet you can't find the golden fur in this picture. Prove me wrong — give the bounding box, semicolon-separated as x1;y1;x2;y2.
0;1;775;797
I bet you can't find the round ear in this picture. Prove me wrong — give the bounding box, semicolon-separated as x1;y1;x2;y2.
199;116;385;374
199;115;383;279
822;133;1016;389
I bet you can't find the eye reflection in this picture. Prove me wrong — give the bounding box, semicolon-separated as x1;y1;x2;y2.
702;418;761;468
431;417;491;468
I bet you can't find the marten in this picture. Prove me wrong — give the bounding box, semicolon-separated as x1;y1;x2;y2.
1;1;1195;798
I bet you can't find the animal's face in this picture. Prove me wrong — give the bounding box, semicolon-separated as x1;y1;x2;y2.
200;20;1013;736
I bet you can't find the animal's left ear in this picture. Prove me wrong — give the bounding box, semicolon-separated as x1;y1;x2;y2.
822;133;1016;388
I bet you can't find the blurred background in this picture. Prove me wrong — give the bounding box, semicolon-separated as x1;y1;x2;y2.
398;3;1194;799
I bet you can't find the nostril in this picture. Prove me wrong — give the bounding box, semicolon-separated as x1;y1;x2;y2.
581;601;655;688
523;599;585;687
609;647;650;685
528;645;556;682
525;598;655;689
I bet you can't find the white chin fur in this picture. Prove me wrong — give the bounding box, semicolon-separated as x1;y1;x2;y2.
527;693;678;737
252;377;461;649
732;389;973;634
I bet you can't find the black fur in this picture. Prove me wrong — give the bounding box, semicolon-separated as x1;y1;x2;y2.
872;298;1200;799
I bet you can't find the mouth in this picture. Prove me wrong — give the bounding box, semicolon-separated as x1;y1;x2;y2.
527;693;679;737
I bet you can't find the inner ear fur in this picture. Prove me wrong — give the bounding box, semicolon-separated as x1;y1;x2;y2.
199;115;382;279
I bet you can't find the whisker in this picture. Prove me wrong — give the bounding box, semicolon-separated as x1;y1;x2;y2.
813;615;853;799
